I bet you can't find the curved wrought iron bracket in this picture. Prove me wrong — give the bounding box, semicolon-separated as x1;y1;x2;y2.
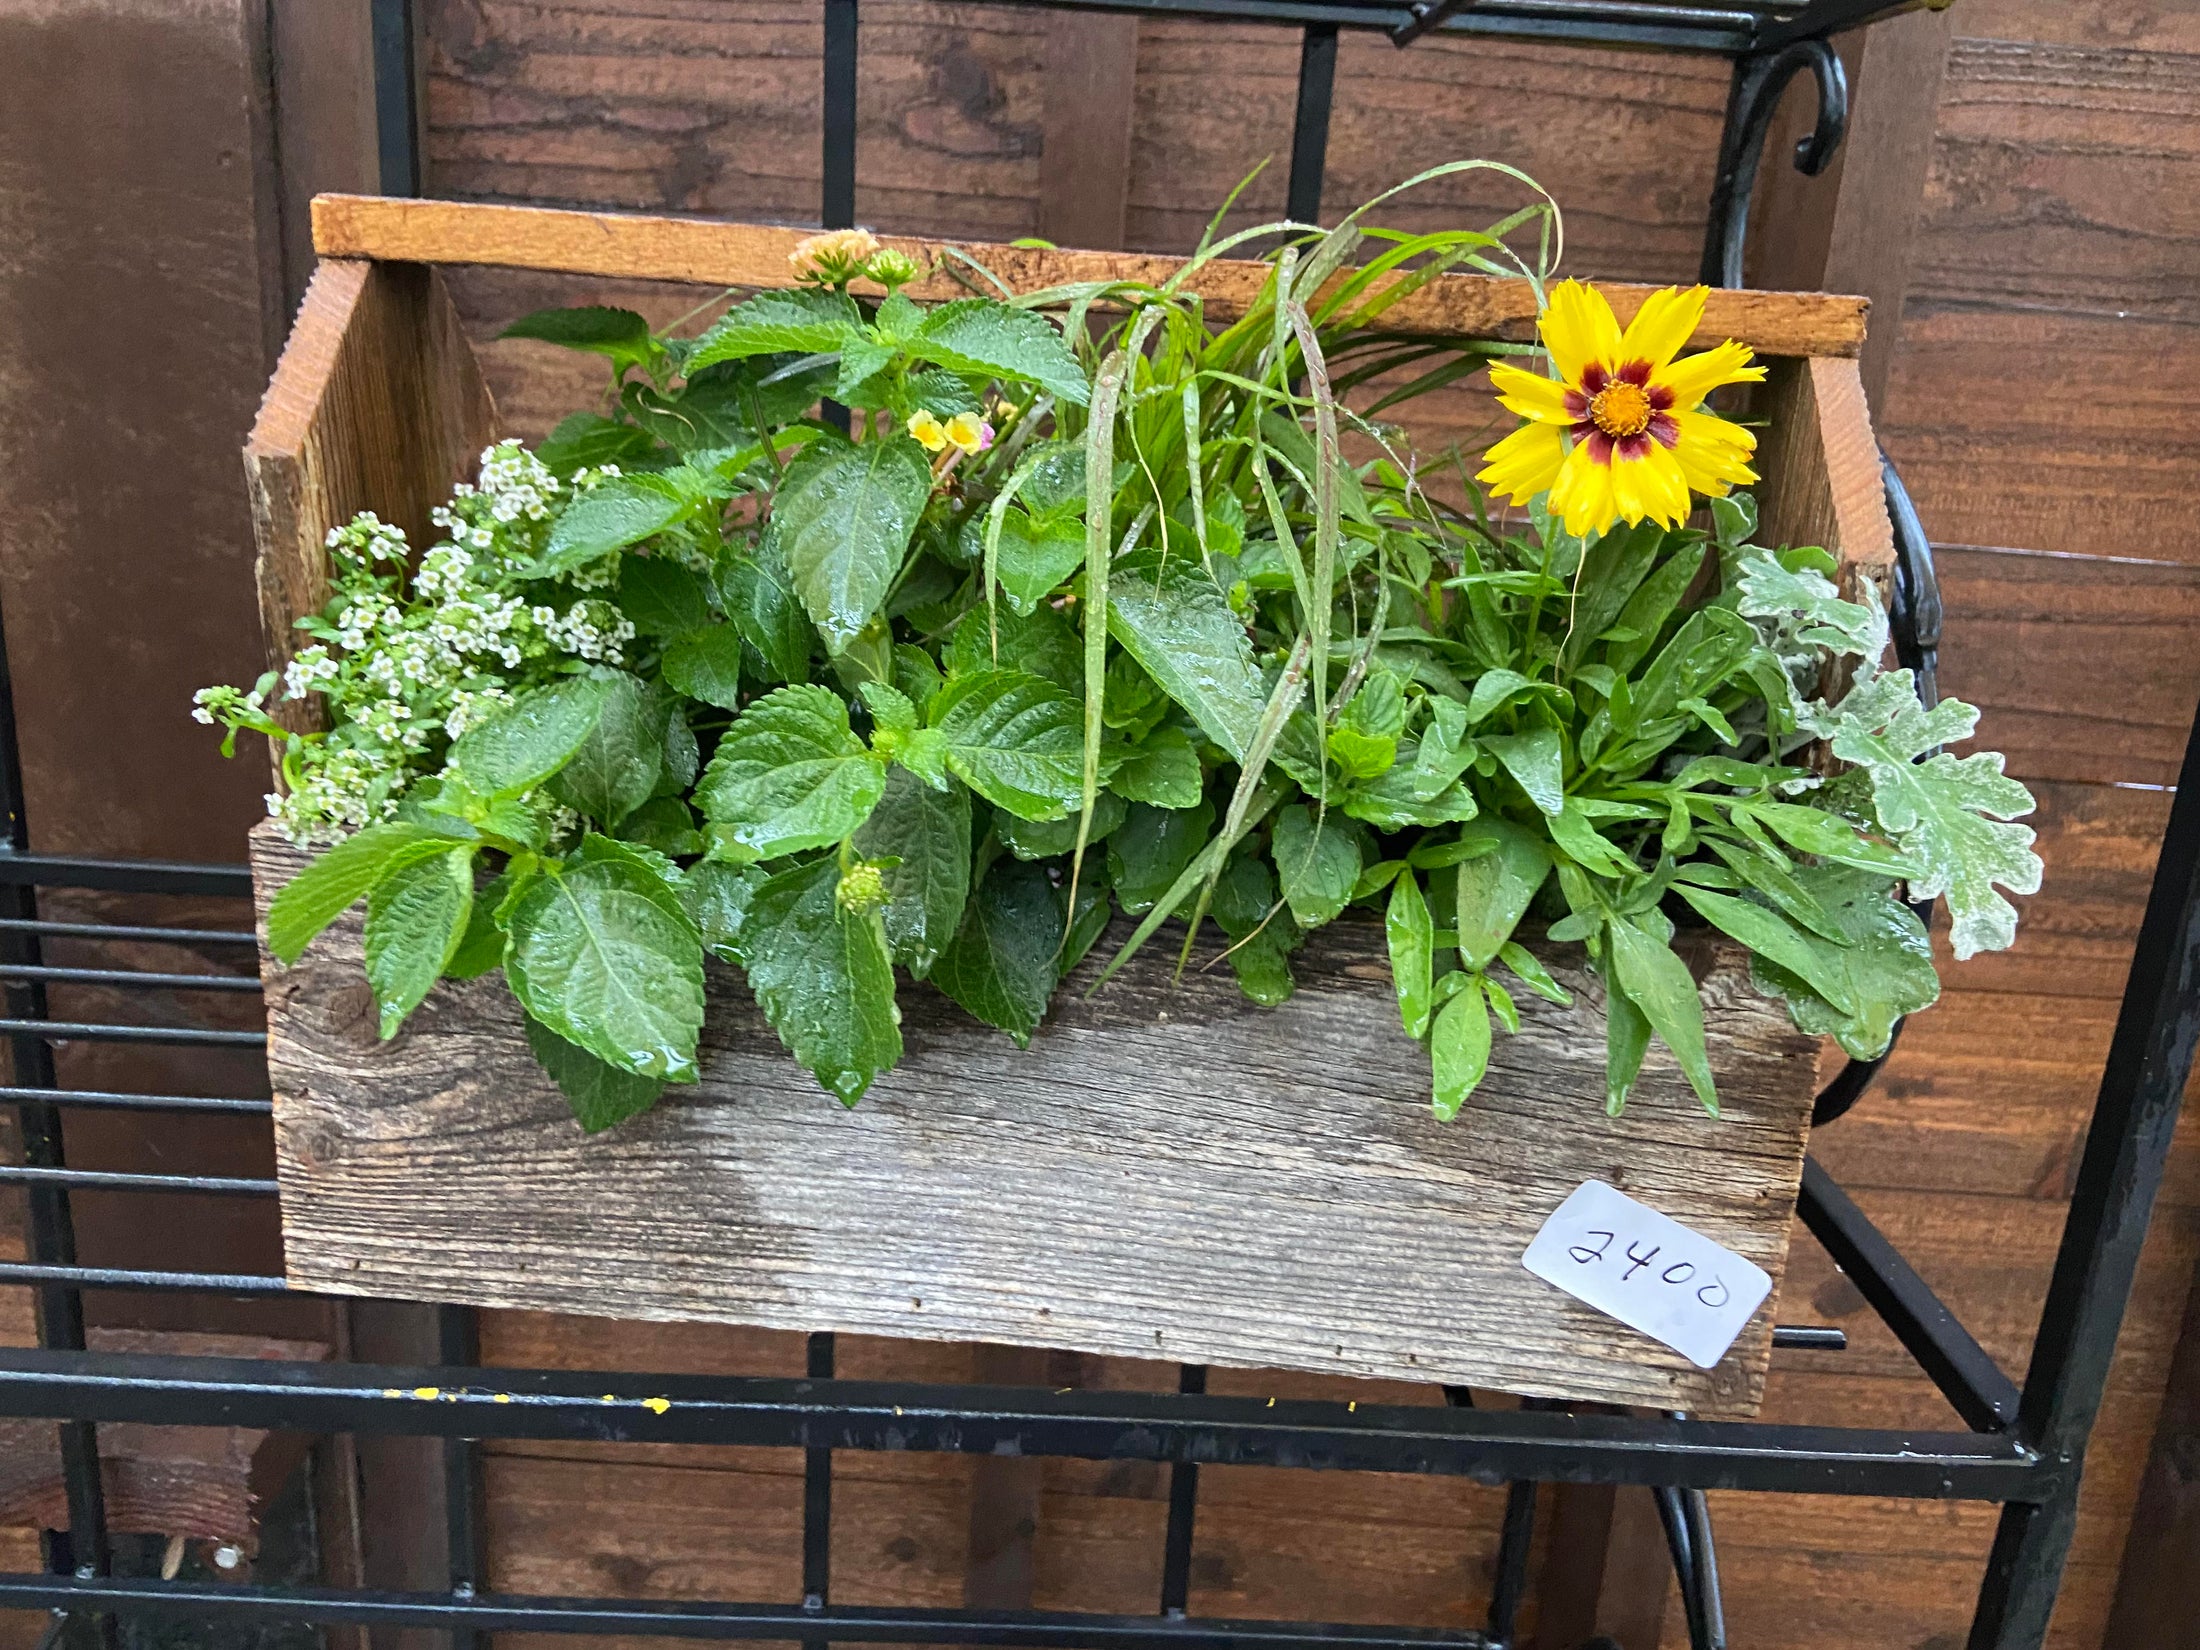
1698;39;1850;289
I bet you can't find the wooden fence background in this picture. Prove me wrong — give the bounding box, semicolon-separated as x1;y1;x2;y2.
0;1;2196;1645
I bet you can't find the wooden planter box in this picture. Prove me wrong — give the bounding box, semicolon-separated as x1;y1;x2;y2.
246;195;1894;1419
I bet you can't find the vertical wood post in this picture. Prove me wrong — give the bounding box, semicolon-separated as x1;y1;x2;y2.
1038;12;1141;250
1746;4;1955;410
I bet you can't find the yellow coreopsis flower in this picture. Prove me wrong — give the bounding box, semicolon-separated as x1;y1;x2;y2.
1478;280;1766;539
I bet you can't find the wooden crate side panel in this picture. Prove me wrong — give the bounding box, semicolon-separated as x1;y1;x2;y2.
252;824;1816;1418
1754;353;1896;595
307;192;1869;359
244;258;496;731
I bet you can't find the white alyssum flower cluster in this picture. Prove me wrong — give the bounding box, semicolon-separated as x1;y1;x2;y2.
195;441;647;844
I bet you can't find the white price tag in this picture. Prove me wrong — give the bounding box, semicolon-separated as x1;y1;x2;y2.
1522;1181;1772;1370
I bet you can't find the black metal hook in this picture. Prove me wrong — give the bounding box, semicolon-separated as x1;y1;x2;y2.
1698;39;1850;289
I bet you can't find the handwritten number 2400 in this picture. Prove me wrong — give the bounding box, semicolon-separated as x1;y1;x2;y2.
1568;1229;1730;1308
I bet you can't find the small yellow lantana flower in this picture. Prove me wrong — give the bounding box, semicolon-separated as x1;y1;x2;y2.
1478;280;1766;539
907;409;948;452
943;411;994;455
789;227;882;285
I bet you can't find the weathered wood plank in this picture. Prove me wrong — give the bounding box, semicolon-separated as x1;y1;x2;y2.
253;824;1816;1417
1753;353;1897;610
308;193;1870;358
245;257;497;735
1037;11;1138;251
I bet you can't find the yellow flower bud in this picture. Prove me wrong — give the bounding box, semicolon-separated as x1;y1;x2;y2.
836;861;889;916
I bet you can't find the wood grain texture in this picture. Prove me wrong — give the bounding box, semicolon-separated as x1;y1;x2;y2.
252;824;1817;1417
1911;37;2200;323
309;193;1870;357
0;1328;324;1548
245;257;497;734
1038;11;1138;250
1752;353;1897;601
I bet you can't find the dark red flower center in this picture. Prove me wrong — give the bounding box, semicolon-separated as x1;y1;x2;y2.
1564;361;1678;464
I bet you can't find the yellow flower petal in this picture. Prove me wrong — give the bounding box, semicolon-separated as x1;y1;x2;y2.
1539;280;1622;388
907;410;948;453
1653;339;1766;410
1637;442;1694;525
1548;439;1619;538
1476;420;1566;505
1670;408;1759;494
1618;285;1709;371
1488;362;1576;425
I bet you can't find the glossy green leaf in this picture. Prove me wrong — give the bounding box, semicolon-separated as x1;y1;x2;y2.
720;532;813;684
524;1014;666;1133
685;288;865;372
1105;724;1204;811
928;669;1085;822
539;478;689;575
1452;814;1552;968
547;671;663;828
1107;557;1267;761
1386;869;1435;1039
1270;803;1360;929
1482;726;1565;817
772;436;933;652
853;766;972;976
695;684;888;859
1604;914;1717;1114
932;857;1062;1045
265;822;463;966
449;674;615;799
1430;979;1493;1121
504;851;705;1082
734;856;902;1103
619;555;714;636
362;844;476;1037
911;299;1089;404
661;625;746;709
1747;866;1938;1061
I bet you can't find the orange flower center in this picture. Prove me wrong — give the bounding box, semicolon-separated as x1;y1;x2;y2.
1589;379;1654;439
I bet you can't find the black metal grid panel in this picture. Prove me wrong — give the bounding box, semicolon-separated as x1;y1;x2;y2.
0;2;2183;1647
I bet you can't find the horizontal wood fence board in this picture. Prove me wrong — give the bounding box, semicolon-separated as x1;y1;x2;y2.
255;825;1816;1418
308;193;1869;357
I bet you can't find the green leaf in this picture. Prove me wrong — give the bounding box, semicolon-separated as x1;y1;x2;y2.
1106;724;1204;810
1497;940;1571;1006
932;857;1061;1045
996;793;1126;861
505;851;705;1082
1107;557;1267;761
662;625;746;709
619;555;714;636
686;288;865;372
928;669;1085;822
540;478;689;575
1748;866;1938;1061
1211;850;1298;1006
1341;749;1479;830
523;1014;667;1133
1548;798;1637;878
1674;883;1860;1017
947;601;1082;692
994;507;1088;615
1452;815;1552;968
1109;799;1215;915
836;335;896;402
1483;727;1565;817
734;856;902;1103
617;795;704;858
1604;915;1717;1114
1736;551;1884;659
911;299;1089;405
1271;804;1360;929
265;822;460;966
501;306;657;373
538;413;659;478
1606;541;1707;676
772;436;933;652
1430;980;1493;1121
547;672;662;827
1558;521;1663;674
1743;800;1914;877
853;766;972;976
450;674;615;799
1804;672;2041;959
720;533;813;684
1604;973;1653;1114
695;684;888;859
362;844;476;1036
680;858;765;962
1387;870;1435;1039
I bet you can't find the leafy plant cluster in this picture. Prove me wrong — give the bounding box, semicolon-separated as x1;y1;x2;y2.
208;174;2042;1131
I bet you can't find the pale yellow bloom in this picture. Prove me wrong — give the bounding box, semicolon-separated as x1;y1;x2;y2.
1477;280;1766;538
907;409;948;453
943;411;994;454
789;227;882;284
